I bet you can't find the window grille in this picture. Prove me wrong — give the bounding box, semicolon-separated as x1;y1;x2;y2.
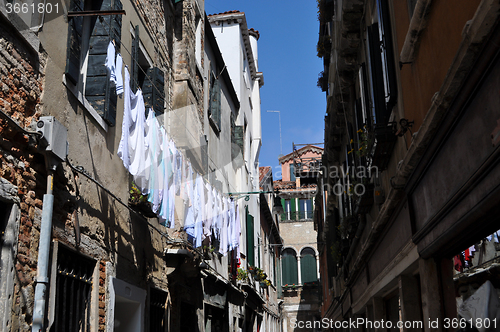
50;246;95;332
149;288;168;332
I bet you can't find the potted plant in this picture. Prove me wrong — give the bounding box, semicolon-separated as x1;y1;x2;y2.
129;182;156;218
237;268;248;283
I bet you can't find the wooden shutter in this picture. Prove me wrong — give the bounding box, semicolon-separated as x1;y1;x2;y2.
143;67;165;115
289;164;296;181
85;0;122;127
65;0;84;85
282;252;298;285
376;0;398;112
131;25;139;93
300;254;317;283
233;125;244;153
290;198;296;220
367;24;386;126
210;78;221;129
246;210;254;266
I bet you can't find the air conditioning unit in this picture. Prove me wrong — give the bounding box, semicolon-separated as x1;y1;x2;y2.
36;116;68;166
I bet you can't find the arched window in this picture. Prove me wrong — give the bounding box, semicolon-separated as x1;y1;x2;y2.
300;248;317;283
282;248;298;285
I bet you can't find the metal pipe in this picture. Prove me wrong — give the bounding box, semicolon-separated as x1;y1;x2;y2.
32;172;54;332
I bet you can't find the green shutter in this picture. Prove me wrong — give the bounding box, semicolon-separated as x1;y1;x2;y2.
85;0;122;127
301;254;317;283
290;198;296;220
282;254;298;285
131;25;139;93
234;126;244;153
289;164;296;181
65;0;84;84
210;78;221;129
143;67;165;115
246;210;254;266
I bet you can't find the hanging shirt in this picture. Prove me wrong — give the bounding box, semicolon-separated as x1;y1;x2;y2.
117;67;132;169
174;149;182;196
149;127;166;214
235;203;241;259
219;197;229;256
135;109;154;194
115;53;124;95
183;162;195;238
128;90;146;178
146;113;162;212
229;200;239;251
159;138;174;228
211;187;220;240
203;182;213;239
105;41;116;84
193;174;205;247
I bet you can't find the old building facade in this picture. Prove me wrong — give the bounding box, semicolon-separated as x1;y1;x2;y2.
316;0;500;330
274;145;323;331
0;1;280;332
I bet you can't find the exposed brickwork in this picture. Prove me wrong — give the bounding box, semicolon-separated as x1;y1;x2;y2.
99;261;106;331
0;18;47;332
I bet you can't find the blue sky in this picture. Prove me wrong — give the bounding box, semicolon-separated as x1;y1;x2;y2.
205;0;326;179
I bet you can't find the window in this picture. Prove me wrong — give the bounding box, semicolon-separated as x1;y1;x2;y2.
300;248;317;283
51;245;96;332
65;0;123;127
208;71;221;131
298;198;313;219
280;198;296;221
366;0;398;126
246;208;255;266
131;26;165;117
289;164;296;181
282;248;298;285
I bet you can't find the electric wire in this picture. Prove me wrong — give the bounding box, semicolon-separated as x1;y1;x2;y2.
66;156;241;288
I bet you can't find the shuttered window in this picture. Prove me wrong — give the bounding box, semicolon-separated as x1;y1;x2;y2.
282;249;298;285
65;0;122;127
366;23;385;126
143;67;165;116
209;73;221;131
366;1;398;126
376;0;398;114
300;248;317;283
246;209;254;267
130;26;165;116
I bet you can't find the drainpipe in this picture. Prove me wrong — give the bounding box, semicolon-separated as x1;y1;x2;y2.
32;172;54;332
32;116;68;332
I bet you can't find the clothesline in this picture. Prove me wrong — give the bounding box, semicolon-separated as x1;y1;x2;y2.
95;17;239;193
108;41;241;256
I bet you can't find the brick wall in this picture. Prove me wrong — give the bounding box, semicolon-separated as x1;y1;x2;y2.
0;18;46;332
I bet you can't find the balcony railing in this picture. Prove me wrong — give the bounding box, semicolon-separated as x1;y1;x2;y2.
293;157;322;177
280;211;314;222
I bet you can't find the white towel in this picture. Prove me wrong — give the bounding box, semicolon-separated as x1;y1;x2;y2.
115;53;123;95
